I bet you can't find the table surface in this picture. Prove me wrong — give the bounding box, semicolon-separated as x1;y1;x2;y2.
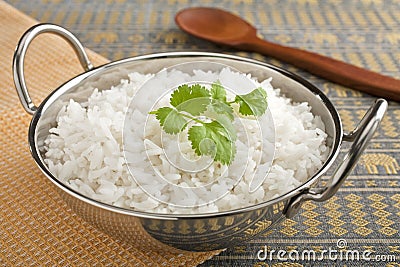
4;0;400;266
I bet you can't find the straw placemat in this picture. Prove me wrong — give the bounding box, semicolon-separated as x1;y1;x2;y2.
0;1;221;266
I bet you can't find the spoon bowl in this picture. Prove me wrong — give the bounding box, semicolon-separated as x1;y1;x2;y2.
176;7;256;44
176;7;400;101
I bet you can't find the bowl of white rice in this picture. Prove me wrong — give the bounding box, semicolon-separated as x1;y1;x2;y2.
13;24;387;251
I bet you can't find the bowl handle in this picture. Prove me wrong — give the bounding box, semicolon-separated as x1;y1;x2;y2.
13;23;93;115
284;98;388;218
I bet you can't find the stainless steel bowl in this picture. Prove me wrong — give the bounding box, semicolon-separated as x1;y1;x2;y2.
13;24;387;251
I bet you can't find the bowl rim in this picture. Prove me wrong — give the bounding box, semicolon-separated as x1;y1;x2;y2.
29;51;343;220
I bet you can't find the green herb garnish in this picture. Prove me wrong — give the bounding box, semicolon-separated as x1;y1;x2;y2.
149;82;267;165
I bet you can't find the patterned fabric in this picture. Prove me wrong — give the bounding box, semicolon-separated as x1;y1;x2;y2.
2;0;400;266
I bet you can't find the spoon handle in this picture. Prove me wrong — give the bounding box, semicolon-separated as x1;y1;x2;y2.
242;36;400;101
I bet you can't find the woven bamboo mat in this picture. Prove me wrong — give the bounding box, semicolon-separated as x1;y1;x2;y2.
0;1;221;266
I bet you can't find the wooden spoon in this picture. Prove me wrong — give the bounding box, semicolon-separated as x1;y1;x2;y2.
175;7;400;101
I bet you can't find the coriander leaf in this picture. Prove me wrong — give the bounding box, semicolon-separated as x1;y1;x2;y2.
214;114;237;141
187;126;216;156
150;107;187;134
208;100;234;121
187;124;207;156
149;107;173;126
170;84;211;116
188;121;236;165
199;139;216;157
234;87;268;116
210;82;226;102
204;108;237;140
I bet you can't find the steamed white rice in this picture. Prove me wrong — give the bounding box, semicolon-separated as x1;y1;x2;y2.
44;68;329;214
